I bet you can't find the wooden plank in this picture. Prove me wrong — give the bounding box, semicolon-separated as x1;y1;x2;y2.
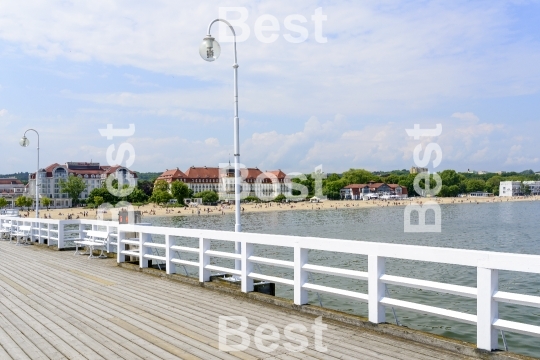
0;307;49;359
0;274;33;296
0;324;29;360
0;296;81;359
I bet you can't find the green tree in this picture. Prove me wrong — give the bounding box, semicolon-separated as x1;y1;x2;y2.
398;174;417;197
153;179;169;192
0;198;8;208
16;196;33;210
150;190;173;205
341;169;378;185
440;170;463;187
323;179;348;200
59;175;86;206
326;173;341;182
88;187;118;205
383;174;400;185
465;179;486;193
273;194;287;202
41;197;51;210
137;180;155;197
291;175;315;197
25;197;34;210
193;190;219;204
485;176;501;195
94;196;105;208
127;188;148;204
170;180;190;205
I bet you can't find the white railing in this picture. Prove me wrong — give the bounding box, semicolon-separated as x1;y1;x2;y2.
0;216;119;250
2;215;540;352
117;223;540;352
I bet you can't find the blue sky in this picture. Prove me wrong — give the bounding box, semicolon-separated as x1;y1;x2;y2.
1;0;540;175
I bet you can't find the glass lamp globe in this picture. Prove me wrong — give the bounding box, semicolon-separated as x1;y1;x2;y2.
20;136;30;147
199;36;221;62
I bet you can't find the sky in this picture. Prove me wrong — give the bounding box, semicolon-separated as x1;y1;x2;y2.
1;0;540;175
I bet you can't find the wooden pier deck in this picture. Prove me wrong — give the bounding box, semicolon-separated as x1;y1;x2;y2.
0;241;502;359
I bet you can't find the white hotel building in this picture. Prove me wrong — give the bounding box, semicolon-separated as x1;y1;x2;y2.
27;162;137;207
499;181;522;197
499;180;540;196
523;181;540;195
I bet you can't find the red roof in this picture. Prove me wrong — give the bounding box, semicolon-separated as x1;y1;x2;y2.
0;178;24;185
156;168;187;183
266;170;287;179
184;166;220;179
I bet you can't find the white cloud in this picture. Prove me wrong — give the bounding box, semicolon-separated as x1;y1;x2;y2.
451;112;479;122
1;1;539;118
204;138;220;147
1;1;539;174
0;109;7;116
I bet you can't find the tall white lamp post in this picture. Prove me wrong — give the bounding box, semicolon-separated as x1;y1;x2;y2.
200;19;242;271
20;129;40;218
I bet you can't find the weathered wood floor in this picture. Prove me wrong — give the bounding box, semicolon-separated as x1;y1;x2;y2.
0;240;473;360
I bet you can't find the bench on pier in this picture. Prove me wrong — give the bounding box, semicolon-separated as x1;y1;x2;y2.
0;223;11;241
13;225;32;246
74;230;110;259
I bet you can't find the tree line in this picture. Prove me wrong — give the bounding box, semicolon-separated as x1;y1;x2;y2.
296;169;540;199
2;169;538;210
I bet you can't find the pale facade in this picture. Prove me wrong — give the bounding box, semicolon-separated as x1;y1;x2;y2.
499;181;522;197
410;167;428;174
0;178;27;207
155;166;292;201
523;181;540;195
27;162;137;208
341;182;408;200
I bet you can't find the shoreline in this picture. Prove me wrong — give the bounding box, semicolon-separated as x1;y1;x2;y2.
14;196;540;221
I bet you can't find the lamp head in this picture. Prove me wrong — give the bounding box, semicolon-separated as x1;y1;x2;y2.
199;36;221;62
20;136;30;147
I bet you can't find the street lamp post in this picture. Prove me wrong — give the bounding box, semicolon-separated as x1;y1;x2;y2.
20;129;40;218
200;19;242;271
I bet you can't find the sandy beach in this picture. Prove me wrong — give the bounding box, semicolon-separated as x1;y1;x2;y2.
13;196;540;221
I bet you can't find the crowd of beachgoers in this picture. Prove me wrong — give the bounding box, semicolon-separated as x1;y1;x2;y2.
10;195;539;220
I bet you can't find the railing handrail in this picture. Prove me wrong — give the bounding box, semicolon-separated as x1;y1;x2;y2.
118;224;540;274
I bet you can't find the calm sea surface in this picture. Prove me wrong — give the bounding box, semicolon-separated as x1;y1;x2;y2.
147;201;540;358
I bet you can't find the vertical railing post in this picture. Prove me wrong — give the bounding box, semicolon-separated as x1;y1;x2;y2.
106;225;111;253
47;221;51;246
166;234;176;275
78;222;84;244
241;241;254;293
294;245;308;305
39;220;43;244
368;255;386;323
117;227;126;264
199;237;210;283
58;220;64;249
139;232;150;268
477;267;499;351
